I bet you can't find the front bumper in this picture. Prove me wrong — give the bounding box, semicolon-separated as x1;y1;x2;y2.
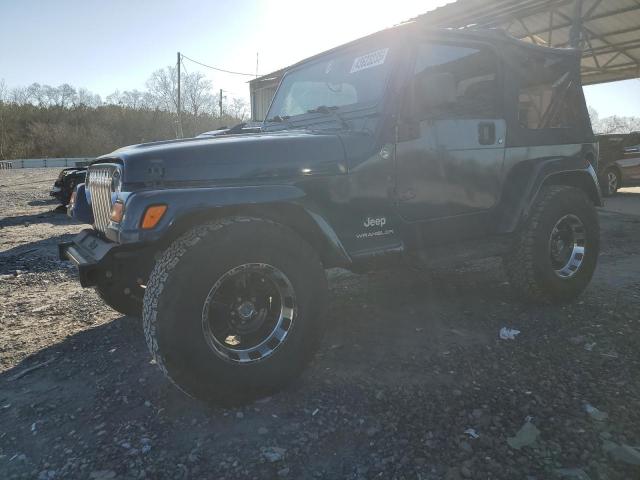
49;184;63;200
59;230;118;287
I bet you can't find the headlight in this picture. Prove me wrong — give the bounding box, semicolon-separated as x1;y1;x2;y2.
110;168;122;192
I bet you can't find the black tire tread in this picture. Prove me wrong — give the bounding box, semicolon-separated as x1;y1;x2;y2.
142;216;325;400
504;185;596;303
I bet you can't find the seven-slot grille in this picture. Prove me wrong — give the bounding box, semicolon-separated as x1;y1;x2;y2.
86;164;118;233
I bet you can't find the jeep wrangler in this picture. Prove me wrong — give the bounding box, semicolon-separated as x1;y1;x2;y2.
61;24;601;404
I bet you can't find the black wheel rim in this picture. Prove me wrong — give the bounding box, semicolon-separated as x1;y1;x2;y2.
548;214;586;279
201;263;296;364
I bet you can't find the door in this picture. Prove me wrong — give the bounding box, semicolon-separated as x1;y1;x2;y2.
395;42;505;242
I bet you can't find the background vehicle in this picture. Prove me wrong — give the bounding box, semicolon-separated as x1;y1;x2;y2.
50;167;87;206
597;132;640;196
61;24;601;404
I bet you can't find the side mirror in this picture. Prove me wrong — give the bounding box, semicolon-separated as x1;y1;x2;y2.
410;72;457;119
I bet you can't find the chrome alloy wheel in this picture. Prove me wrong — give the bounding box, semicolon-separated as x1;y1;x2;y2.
607;170;619;194
548;214;586;279
201;263;296;363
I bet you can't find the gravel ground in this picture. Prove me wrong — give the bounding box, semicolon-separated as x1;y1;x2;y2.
1;168;640;480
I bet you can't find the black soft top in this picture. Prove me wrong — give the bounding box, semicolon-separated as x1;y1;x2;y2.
277;22;591;148
286;22;581;70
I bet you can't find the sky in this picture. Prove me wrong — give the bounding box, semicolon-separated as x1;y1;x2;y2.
1;0;638;117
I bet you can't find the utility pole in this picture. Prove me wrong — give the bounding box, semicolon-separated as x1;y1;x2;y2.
256;52;259;78
176;51;183;138
219;88;223;118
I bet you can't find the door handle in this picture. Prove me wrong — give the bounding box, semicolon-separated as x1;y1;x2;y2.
478;122;496;145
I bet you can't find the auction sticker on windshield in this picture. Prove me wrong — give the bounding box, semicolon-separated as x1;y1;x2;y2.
350;48;389;74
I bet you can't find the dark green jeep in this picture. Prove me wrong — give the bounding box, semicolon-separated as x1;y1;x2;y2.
62;24;601;403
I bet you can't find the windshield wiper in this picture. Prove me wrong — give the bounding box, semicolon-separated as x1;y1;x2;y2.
264;114;296;130
307;105;350;130
265;115;291;123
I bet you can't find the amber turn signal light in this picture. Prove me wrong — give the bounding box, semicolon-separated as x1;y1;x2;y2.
109;201;125;223
141;205;167;229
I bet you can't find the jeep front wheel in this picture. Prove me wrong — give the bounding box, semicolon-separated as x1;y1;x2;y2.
143;217;328;405
504;185;599;303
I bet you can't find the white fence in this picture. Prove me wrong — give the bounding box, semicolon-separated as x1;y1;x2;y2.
0;158;95;169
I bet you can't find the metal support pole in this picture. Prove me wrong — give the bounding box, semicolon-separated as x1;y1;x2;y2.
569;0;584;49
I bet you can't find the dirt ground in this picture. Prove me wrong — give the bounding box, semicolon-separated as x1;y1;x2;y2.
1;168;640;480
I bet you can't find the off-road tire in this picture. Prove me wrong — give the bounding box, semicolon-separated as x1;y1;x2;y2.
143;217;328;405
504;185;599;303
95;282;143;317
601;167;620;197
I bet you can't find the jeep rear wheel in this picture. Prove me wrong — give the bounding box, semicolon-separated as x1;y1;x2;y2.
504;185;599;303
143;217;328;405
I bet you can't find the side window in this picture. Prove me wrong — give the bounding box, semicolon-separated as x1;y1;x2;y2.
517;55;581;129
414;43;499;118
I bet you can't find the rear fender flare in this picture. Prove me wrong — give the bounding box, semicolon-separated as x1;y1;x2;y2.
497;157;602;234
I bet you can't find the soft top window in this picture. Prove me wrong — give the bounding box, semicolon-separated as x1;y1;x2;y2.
414;43;499;118
517;55;582;130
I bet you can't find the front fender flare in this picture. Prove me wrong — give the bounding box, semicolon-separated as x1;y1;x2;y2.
110;184;351;266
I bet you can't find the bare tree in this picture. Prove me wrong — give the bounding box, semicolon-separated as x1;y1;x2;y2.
0;79;7;103
596;115;640;134
142;91;161;110
588;106;599;128
183;72;214;117
106;90;124;106
58;84;77;108
76;87;102;107
0;68;251;158
10;87;30;104
227;97;249;121
146;66;179;113
107;89;145;109
42;85;61;107
588;106;640;134
27;83;46;106
0;79;6;159
122;90;144;109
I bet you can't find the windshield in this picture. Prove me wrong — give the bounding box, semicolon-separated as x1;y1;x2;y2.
266;43;394;120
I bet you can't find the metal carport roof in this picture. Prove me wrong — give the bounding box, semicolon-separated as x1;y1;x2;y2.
412;0;640;85
248;0;639;120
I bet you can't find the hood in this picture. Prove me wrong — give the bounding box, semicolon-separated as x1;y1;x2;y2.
99;131;348;187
